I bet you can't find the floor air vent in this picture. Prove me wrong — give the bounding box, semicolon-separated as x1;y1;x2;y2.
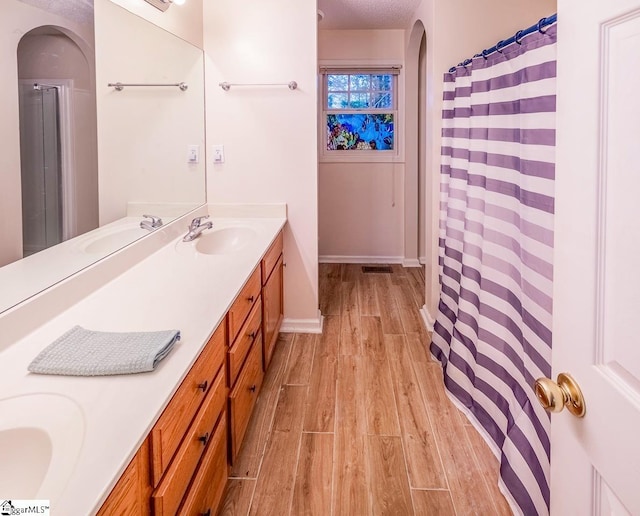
362;265;393;274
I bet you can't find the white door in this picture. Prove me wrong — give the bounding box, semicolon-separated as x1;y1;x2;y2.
552;0;640;514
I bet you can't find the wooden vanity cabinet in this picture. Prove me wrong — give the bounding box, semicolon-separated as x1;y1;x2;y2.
99;229;285;515
261;232;284;370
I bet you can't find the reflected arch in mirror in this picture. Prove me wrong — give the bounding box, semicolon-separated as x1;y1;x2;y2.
17;25;99;258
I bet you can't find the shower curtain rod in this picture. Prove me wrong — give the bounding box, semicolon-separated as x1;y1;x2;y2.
448;13;557;72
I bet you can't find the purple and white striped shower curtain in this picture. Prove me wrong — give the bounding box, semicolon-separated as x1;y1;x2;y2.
431;23;557;516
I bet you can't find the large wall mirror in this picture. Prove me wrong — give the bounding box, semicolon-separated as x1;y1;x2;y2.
0;0;206;314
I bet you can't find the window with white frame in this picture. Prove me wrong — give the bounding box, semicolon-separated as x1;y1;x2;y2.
320;67;399;156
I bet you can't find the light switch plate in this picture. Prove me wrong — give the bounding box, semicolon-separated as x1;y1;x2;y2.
187;145;199;164
212;144;225;164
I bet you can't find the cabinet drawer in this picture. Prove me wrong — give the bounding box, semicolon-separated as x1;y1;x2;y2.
228;266;261;342
152;369;226;516
229;334;265;462
178;412;228;516
151;323;225;486
261;231;283;286
228;298;262;388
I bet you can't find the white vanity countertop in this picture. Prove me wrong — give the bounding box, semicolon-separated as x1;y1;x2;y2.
0;206;287;515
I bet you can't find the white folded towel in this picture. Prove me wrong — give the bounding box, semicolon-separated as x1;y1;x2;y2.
28;325;180;376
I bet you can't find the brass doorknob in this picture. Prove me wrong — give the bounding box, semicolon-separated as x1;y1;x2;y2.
534;373;586;418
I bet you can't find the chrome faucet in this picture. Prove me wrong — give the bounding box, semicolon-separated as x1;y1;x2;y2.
140;214;163;231
183;215;213;242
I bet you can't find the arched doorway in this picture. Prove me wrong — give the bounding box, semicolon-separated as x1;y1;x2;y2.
17;25;98;256
405;21;427;268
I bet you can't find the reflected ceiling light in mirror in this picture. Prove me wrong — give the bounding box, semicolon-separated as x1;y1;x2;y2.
143;0;186;12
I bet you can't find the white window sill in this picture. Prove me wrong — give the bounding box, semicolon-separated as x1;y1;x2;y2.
320;152;404;164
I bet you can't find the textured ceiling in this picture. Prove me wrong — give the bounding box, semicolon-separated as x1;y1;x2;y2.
318;0;421;30
18;0;94;24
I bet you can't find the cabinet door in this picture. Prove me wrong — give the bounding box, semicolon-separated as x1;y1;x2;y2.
262;255;283;370
97;438;151;516
261;231;283;286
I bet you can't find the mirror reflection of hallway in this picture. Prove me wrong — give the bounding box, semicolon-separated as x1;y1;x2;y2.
16;25;99;258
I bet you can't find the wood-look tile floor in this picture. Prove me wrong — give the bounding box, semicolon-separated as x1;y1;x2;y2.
219;264;512;515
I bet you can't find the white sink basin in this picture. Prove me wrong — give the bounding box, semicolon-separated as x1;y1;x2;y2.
194;227;257;255
0;394;85;501
80;224;149;254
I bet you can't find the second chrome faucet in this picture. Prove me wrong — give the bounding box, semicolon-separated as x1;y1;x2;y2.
183;215;213;242
140;214;163;231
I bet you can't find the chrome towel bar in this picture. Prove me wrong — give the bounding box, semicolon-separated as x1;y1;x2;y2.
107;82;188;91
218;81;297;91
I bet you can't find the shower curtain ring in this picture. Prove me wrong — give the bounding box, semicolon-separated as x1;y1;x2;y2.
515;30;525;44
496;40;505;53
481;49;489;60
537;18;548;33
462;58;472;68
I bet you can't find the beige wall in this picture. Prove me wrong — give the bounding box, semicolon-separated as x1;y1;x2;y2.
204;0;320;329
318;29;406;262
95;0;206;225
0;0;95;267
405;0;557;321
319;163;404;260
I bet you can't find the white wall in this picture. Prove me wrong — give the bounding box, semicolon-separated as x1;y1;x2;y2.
107;0;203;48
405;0;558;322
0;0;95;267
95;0;206;224
318;29;406;263
203;0;320;330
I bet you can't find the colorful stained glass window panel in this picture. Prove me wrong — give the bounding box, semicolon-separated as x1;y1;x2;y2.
326;113;394;151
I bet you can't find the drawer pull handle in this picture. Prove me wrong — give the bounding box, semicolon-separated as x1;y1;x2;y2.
249;331;257;339
250;384;257;393
197;380;208;392
201;510;211;516
248;295;255;303
198;432;209;446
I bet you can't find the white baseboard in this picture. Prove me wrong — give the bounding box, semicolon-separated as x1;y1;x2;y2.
319;255;403;264
419;304;435;332
280;311;324;334
402;258;421;267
